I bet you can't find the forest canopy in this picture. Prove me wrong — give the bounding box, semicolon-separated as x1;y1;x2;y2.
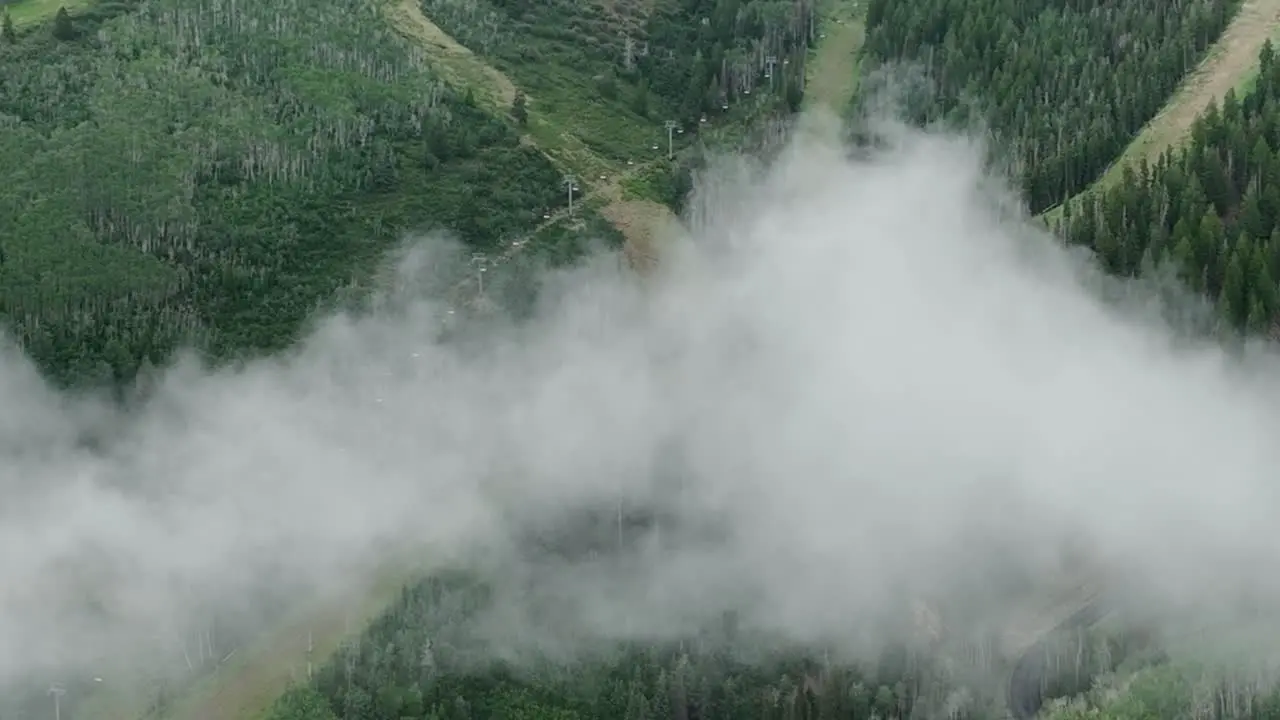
860;0;1241;213
8;0;1280;718
0;0;569;386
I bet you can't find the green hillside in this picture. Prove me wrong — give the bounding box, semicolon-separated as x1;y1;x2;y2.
0;0;583;387
8;0;1280;716
0;0;828;717
0;0;820;388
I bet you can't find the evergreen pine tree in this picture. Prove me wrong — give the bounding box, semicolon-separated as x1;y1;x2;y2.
52;6;75;41
1220;245;1247;328
511;91;528;126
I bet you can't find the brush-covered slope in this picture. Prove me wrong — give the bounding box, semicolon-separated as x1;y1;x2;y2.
0;0;605;388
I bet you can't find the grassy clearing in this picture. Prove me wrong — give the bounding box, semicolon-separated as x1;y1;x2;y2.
382;0;516;111
6;0;90;26
804;0;866;112
1041;0;1280;226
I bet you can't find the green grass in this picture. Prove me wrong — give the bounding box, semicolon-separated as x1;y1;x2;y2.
620;159;678;203
6;0;91;26
1227;21;1280;98
512;62;674;167
804;0;866;111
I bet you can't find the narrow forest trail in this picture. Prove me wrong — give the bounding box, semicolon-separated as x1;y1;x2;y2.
1007;598;1107;720
1043;0;1280;224
384;0;675;261
382;0;602;183
1110;0;1280;176
1000;582;1104;660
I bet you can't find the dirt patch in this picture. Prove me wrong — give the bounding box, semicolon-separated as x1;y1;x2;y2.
1108;0;1280;177
384;0;518;110
601;199;676;273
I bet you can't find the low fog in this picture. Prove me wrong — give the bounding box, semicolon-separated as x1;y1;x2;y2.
4;110;1280;688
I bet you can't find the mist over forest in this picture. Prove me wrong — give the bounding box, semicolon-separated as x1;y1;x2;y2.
6;0;1280;718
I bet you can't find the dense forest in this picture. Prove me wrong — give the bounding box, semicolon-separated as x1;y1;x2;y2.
416;0;812;161
261;573;1001;720
1058;41;1280;340
1039;659;1280;720
0;0;597;388
258;571;1252;720
860;0;1241;213
10;0;1280;715
0;0;798;391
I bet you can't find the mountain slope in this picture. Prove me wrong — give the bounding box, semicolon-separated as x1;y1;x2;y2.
383;0;516;111
0;0;585;387
3;1;824;717
1043;0;1280;224
804;0;864;112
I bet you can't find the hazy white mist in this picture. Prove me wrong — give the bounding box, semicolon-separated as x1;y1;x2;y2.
3;109;1280;687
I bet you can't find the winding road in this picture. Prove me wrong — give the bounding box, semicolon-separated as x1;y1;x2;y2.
1007;598;1107;719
